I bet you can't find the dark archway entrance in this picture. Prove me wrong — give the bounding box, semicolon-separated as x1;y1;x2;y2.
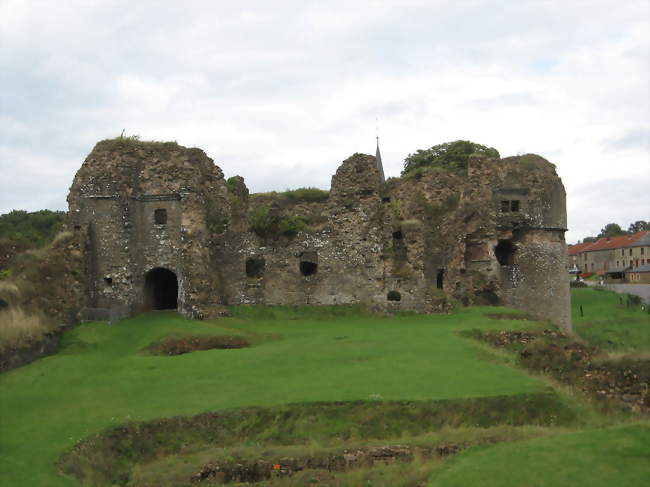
144;268;178;310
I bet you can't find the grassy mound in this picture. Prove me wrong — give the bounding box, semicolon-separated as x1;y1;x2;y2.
1;307;549;486
60;394;573;486
428;425;650;487
1;291;648;486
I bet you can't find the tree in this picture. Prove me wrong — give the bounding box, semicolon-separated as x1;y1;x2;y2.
582;236;598;243
402;140;500;175
0;210;65;248
597;223;626;238
628;220;650;233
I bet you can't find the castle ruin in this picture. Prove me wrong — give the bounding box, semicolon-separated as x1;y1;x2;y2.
67;138;571;331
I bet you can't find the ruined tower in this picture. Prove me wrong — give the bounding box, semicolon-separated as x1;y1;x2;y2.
67;138;571;331
67;139;230;320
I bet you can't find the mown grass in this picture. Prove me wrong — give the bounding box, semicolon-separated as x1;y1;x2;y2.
572;288;650;352
0;306;548;486
2;291;648;486
428;424;650;487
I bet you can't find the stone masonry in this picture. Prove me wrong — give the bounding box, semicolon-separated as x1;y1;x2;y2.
67;139;571;331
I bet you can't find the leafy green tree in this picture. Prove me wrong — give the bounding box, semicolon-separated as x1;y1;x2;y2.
582;236;598;243
628;220;649;233
0;210;65;248
402;140;500;175
597;223;626;238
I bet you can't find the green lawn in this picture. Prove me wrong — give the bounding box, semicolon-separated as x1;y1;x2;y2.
572;288;650;352
1;292;649;486
428;424;650;487
0;306;545;486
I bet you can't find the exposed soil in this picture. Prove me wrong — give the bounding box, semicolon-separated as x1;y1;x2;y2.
146;335;251;356
485;313;537;321
0;329;62;373
470;329;650;414
190;444;462;484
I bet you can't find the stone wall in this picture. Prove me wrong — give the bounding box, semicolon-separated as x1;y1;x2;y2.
66;140;571;331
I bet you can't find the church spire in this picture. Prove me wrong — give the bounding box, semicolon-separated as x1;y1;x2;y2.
375;135;385;183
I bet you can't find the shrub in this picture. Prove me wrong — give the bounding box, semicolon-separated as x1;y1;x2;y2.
0;210;65;248
207;213;228;234
249;207;305;239
249;206;275;237
625;294;642;307
0;307;53;352
278;215;306;237
282;187;329;203
225;176;243;193
570;281;587;288
402;140;499;175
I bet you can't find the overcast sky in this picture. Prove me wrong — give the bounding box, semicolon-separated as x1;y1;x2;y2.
1;0;648;243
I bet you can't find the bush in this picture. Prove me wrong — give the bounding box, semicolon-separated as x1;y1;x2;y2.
249;206;275;237
570;281;588;288
0;210;65;248
402;140;499;175
0;307;53;352
625;294;642;307
282;187;329;203
249;207;305;239
278;215;306;237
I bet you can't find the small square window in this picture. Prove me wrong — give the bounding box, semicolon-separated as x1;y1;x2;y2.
510;200;520;212
500;201;510;212
154;209;167;225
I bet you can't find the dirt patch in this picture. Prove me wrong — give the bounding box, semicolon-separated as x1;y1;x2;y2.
485;312;537;321
0;329;63;373
190;444;461;484
145;335;251;356
470;330;649;414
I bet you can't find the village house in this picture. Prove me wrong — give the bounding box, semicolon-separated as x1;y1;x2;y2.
627;263;650;284
568;231;650;282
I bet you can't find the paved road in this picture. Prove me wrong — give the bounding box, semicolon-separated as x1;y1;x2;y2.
601;283;650;304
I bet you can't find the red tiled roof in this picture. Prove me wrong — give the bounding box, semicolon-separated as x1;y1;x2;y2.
569;231;649;255
568;241;594;255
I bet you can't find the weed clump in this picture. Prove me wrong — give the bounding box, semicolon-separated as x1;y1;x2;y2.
0;307;54;352
145;335;251;356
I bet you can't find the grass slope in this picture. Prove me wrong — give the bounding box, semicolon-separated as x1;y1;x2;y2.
0;307;545;486
572;288;650;352
428;424;650;487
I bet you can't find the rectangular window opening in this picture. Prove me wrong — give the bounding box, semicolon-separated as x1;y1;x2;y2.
510;200;520;212
154;208;167;225
436;269;444;289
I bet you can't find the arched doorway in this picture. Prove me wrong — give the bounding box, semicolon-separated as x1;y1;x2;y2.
144;267;178;310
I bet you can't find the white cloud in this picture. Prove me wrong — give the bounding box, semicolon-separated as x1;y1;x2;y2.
0;0;648;242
